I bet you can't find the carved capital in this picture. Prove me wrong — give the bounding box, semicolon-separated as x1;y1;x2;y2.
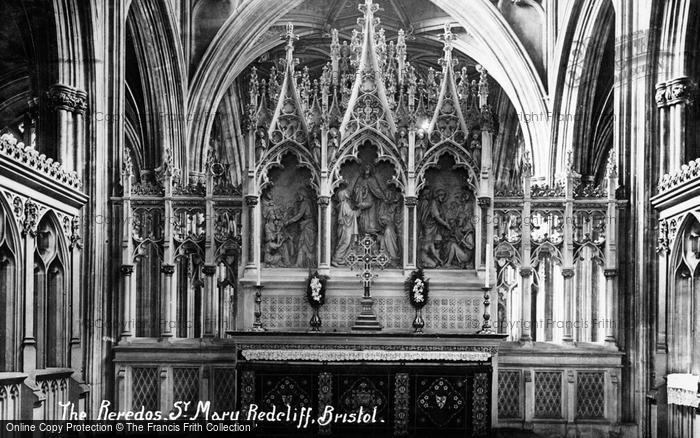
477;197;491;208
656;77;697;108
45;84;88;114
202;265;217;276
70;216;82;250
120;265;134;276
317;196;330;207
604;268;618;278
561;268;575;278
21;200;39;237
656;219;672;255
161;264;175;275
519;267;533;277
404;196;417;207
245;195;259;207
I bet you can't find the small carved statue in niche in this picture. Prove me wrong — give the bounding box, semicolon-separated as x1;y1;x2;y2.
284;190;317;268
415;131;426;163
378;190;401;263
418;155;476;269
255;128;267;162
398;129;409;164
263;212;292;267
352;164;385;235
331;184;359;266
311;131;322;163
328;128;339;164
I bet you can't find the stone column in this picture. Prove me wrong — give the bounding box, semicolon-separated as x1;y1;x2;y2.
120;265;134;338
605;154;619;347
562;153;577;344
561;268;576;343
245;195;259;272
317;196;330;273
45;84;87;172
519;267;533;342
404;196;417;270
160;264;175;337
202;265;217;337
21;200;38;373
604;269;618;345
69;217;83;371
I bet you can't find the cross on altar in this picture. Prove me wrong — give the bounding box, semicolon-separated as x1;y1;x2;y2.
346;234;388;331
346;234;389;297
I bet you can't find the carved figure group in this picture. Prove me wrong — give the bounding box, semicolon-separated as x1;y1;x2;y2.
418;187;475;269
332;164;401;267
262;189;317;268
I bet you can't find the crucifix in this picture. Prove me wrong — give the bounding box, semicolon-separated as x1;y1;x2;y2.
346;234;389;331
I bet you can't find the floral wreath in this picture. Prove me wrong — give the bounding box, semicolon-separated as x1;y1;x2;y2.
405;268;429;309
306;271;328;308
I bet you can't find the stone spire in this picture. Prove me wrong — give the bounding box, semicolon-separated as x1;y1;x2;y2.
267;23;308;144
427;23;469;139
339;0;397;137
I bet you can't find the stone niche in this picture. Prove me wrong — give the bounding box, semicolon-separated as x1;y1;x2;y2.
260;153;317;269
418;153;476;270
331;142;403;268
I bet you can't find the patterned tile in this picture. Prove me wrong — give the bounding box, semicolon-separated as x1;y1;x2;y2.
498;370;521;419
576;372;605;419
534;371;561;419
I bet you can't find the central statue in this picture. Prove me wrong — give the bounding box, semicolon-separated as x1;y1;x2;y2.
352;164;385;235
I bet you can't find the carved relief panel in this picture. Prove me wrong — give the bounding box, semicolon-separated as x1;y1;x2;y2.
417;154;476;269
260;153;317;268
331;143;403;268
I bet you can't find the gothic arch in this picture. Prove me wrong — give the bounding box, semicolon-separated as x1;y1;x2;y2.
33;210;70;368
415;146;478;194
125;0;187;170
0;195;21;371
551;0;615;179
330;131;406;193
667;211;700;374
257;145;320;195
186;0;550;179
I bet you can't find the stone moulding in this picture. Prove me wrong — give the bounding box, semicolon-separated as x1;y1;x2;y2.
240;349;491;362
0;133;82;190
657;158;700;194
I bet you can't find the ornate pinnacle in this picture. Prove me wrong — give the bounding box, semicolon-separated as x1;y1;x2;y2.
284;23;298;67
440;23;455;61
606;149;618;178
522;149;533;178
249;66;259;101
476;64;489;100
330;29;341;85
565;146;577;176
350;29;362;68
396;29;407;84
359;0;379;17
122;147;133;176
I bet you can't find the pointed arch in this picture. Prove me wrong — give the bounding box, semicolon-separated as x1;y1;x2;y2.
126;0;187;170
34;210;70;368
0;195;21;371
187;0;550;179
550;0;614;179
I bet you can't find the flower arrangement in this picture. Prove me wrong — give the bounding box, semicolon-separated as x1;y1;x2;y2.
405;268;429;309
306;271;327;307
405;269;429;333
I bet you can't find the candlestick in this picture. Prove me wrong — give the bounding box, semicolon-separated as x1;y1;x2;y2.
485;243;491;287
252;285;265;331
